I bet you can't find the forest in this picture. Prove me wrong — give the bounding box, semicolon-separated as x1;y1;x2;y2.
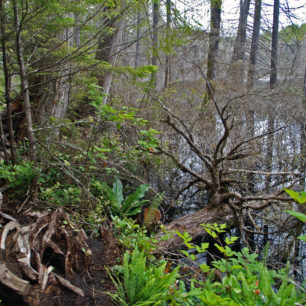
0;0;305;305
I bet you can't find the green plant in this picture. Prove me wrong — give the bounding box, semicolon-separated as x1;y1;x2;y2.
173;223;305;305
284;188;306;242
98;177;149;218
40;182;82;207
112;216;157;253
0;161;39;194
107;247;179;305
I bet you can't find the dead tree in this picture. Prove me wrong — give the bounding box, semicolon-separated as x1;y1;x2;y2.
152;86;302;253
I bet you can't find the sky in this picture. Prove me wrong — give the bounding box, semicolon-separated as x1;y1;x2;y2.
173;0;305;34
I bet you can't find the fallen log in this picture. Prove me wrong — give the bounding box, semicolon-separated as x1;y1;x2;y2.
157;204;235;252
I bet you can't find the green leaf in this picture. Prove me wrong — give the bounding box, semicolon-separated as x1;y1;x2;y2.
297;234;306;241
100;182;116;204
122;184;149;213
112;177;124;207
286;210;306;223
284;188;306;204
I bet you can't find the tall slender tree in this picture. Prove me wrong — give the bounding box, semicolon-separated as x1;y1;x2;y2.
0;0;16;163
230;0;250;83
266;0;280;190
164;0;171;87
246;0;262;193
270;0;279;90
206;0;222;100
247;0;262;88
135;5;141;68
13;0;36;161
151;0;159;87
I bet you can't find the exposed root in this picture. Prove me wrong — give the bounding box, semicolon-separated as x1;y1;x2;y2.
0;208;117;305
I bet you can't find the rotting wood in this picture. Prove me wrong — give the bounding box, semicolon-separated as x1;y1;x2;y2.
0;220;20;249
0;262;31;296
156;205;235;252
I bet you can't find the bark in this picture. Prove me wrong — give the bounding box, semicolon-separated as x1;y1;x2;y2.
13;0;36;161
164;0;171;87
247;0;262;88
0;0;16;163
151;0;159;87
206;0;222;100
33;66;71;127
32;14;74;127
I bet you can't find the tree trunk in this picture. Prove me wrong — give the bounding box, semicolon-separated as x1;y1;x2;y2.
135;6;141;68
151;0;159;87
230;0;250;84
96;3;126;104
0;0;16;163
247;0;262;88
246;0;262;192
266;0;279;190
74;12;81;47
0;114;9;163
164;0;171;87
206;0;222;100
32;30;73;128
13;0;36;161
270;0;279;89
301;66;306;190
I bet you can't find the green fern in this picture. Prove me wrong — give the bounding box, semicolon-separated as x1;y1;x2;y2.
108;248;179;305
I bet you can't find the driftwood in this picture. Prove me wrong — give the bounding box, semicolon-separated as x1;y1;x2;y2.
157;205;235;252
